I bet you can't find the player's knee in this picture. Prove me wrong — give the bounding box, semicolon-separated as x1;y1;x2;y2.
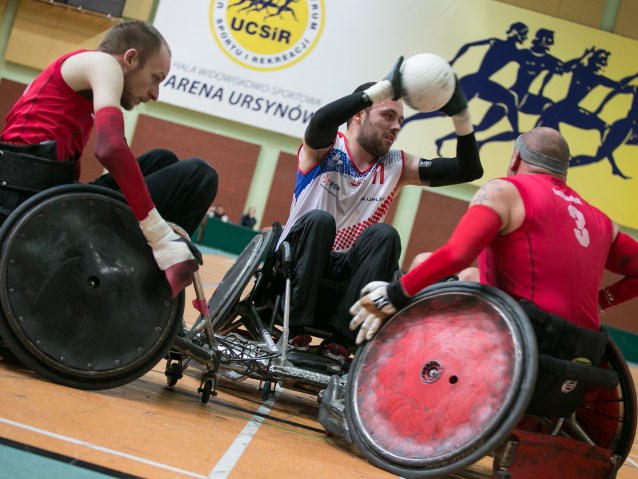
193;158;218;181
149;148;180;165
366;223;401;253
185;158;218;193
458;266;479;282
409;252;433;271
304;209;336;229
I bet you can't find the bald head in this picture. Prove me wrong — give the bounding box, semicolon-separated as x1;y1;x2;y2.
515;127;570;177
522;127;570;162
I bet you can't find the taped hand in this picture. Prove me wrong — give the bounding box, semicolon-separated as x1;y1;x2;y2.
139;208;203;298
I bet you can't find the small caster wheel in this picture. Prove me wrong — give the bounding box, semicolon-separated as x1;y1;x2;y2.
200;379;213;404
166;362;183;387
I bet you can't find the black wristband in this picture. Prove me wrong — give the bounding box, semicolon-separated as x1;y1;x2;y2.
418;132;482;187
386;280;411;309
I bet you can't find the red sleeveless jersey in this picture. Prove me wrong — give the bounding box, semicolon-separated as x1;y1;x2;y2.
478;174;613;330
1;50;94;176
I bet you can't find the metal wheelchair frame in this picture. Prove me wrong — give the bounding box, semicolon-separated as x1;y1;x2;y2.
0;188;633;479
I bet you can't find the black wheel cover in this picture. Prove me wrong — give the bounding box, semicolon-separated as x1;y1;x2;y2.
0;185;184;390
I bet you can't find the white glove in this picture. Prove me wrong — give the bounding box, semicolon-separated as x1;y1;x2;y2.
139;208;202;297
349;281;397;345
363;56;404;104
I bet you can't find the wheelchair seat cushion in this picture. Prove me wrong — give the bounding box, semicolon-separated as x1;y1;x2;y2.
0;144;75;224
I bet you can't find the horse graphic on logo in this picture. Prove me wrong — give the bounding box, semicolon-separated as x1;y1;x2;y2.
229;0;301;21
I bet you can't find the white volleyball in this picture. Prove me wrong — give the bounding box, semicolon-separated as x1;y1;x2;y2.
400;53;455;112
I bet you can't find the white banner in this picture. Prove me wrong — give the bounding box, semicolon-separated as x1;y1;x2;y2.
154;0;462;139
155;0;638;228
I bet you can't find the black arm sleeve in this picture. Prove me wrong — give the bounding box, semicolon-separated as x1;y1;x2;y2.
304;92;372;149
418;132;483;187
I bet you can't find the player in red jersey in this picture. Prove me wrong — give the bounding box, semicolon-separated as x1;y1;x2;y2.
350;126;638;343
1;20;218;298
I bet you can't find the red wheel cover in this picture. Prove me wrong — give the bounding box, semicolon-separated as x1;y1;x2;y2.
352;293;520;461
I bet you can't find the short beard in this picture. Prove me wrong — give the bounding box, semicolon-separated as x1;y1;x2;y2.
358;114;391;158
120;71;135;110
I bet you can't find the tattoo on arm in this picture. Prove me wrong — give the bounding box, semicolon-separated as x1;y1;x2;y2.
472;183;505;206
473;185;490;205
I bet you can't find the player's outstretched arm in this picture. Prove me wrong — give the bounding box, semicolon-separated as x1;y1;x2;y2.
412;76;483;187
350;201;504;344
67;52;201;299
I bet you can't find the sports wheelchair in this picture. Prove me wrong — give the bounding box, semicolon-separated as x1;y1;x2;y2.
0;183;344;397
0;185;634;478
165;222;636;478
317;282;637;479
165;221;352;402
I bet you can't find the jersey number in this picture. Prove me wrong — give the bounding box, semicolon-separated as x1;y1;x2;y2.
568;204;590;247
372;163;385;184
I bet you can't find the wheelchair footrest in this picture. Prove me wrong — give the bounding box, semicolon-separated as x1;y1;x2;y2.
493;429;616;479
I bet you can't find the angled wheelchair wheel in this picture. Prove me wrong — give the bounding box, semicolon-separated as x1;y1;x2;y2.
345;282;538;478
0;184;184;390
191;227;275;335
569;338;637;465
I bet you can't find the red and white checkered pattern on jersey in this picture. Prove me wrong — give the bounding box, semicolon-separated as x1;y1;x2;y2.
332;191;396;252
277;132;404;252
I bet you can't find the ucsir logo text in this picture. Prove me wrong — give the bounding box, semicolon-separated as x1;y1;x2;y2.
210;0;324;71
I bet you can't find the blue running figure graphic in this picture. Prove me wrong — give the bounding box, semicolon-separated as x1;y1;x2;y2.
535;48;626;139
476;29;588;151
570;72;638;179
401;22;529;154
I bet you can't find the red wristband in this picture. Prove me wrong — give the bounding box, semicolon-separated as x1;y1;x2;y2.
599;232;638;309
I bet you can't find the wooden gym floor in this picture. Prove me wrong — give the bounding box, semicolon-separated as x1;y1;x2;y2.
0;251;637;479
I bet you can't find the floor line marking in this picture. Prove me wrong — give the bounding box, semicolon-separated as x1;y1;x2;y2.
0;417;206;479
209;399;275;478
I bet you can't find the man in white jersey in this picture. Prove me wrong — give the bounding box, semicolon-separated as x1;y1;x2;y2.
279;57;483;361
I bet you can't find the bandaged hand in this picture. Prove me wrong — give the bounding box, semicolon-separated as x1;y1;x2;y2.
349;281;397;345
139;208;203;298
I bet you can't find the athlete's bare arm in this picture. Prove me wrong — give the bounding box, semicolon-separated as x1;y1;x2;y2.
60;51;124;111
469;178;523;234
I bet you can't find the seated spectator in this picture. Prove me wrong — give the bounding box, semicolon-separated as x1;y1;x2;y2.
213;205;229;222
239;207;257;229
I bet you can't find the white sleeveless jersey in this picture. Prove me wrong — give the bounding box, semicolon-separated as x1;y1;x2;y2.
278;132;405;253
